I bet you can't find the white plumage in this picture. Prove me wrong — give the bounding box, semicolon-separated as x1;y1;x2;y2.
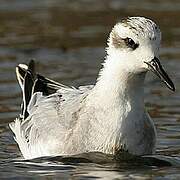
10;17;175;159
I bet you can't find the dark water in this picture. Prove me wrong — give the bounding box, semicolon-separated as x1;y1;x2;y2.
0;0;180;179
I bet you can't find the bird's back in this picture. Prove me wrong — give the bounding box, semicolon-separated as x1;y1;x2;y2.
9;60;93;159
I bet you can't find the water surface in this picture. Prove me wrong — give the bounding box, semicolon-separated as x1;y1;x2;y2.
0;0;180;179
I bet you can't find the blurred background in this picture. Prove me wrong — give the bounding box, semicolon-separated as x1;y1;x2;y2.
0;0;180;179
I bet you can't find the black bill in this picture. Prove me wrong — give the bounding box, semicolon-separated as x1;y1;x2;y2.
144;57;175;91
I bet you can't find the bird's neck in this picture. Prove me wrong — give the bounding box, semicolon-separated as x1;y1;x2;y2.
93;50;146;109
86;50;147;154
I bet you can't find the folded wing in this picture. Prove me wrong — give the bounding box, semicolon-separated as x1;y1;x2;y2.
10;60;94;159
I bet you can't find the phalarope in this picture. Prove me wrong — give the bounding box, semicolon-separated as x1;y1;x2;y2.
10;17;175;159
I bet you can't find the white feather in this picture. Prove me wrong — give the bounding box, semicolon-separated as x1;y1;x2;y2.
10;17;161;159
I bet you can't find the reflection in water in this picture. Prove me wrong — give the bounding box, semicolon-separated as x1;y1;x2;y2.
0;0;180;179
1;152;180;179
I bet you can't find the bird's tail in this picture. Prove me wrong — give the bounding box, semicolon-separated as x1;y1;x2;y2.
16;59;67;119
16;60;38;119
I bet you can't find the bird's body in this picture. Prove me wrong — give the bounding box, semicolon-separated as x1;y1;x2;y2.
10;17;174;159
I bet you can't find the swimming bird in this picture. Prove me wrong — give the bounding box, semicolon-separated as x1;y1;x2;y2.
10;17;175;159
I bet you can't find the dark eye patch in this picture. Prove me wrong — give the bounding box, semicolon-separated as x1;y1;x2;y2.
124;37;139;50
111;30;139;50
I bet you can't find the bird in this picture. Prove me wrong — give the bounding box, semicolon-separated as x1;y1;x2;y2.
9;17;175;160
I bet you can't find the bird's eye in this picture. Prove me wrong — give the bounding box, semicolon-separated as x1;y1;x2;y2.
124;37;139;50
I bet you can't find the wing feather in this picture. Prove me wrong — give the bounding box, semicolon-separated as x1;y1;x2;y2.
10;60;94;159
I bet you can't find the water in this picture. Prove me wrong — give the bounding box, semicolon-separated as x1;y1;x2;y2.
0;0;180;179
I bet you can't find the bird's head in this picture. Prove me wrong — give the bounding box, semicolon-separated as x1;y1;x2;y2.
107;17;175;91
